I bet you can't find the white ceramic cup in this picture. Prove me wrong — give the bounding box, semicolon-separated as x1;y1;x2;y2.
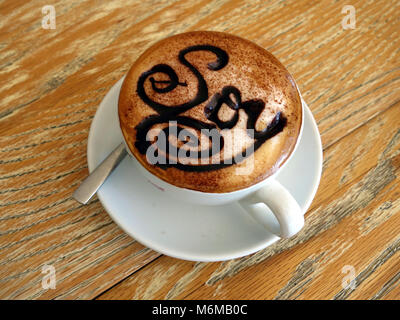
121;97;305;239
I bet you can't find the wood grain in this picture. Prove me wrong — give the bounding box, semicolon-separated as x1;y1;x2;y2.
0;0;399;299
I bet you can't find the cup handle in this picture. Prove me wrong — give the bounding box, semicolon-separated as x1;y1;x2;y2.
238;179;304;238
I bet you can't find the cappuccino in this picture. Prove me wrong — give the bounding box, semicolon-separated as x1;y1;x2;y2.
119;31;302;193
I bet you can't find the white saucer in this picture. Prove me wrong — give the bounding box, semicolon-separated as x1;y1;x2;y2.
87;78;323;262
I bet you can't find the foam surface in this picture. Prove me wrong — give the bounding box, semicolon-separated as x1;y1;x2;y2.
119;31;302;193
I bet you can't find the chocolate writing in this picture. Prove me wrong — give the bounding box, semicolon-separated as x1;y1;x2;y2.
135;45;286;171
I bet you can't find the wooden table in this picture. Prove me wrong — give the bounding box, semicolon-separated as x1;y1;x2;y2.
1;0;399;300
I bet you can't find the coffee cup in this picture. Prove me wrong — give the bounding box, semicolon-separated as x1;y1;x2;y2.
118;31;305;238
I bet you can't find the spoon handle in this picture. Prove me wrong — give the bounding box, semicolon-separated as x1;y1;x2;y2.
73;142;127;204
